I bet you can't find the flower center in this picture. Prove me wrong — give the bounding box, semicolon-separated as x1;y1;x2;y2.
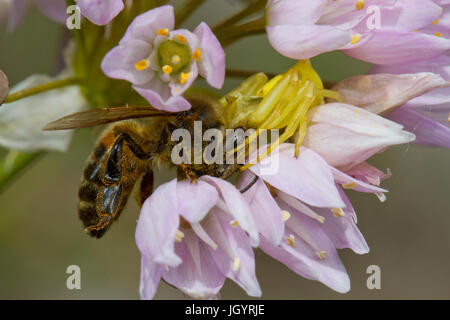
158;39;192;75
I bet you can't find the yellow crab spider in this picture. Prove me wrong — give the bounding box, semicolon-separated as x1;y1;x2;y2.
220;60;341;171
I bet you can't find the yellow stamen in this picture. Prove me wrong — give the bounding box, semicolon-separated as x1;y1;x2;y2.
180;72;190;84
171;55;181;64
232;257;241;271
175;230;185;242
230;220;239;227
435;32;442;37
448;112;450;122
286;234;296;248
432;19;440;25
176;35;188;43
162;65;173;75
192;48;202;61
156;28;169;36
356;0;365;10
331;208;345;218
343;182;357;189
316;251;327;260
135;59;150;71
282;210;291;222
351;33;363;45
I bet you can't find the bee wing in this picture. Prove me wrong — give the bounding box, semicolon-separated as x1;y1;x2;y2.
43;106;179;131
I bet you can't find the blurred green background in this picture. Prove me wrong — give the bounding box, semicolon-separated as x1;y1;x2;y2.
0;1;449;300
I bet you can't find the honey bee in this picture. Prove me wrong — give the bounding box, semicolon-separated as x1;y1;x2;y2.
44;93;243;238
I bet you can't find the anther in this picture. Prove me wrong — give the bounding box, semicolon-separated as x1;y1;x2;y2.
331;208;345;218
156;28;169;36
286;234;296;248
356;0;365;10
175;230;185;242
282;210;291;221
432;19;440;25
176;35;188;43
135;59;150;71
316;251;327;260
193;48;202;61
230;220;239;227
162;65;173;75
343;182;357;189
435;32;442;37
232;257;241;271
351;33;363;45
180;72;190;84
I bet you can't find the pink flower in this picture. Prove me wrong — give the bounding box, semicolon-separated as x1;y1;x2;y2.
136;177;261;299
101;5;225;112
238;143;392;292
371;56;450;148
332;69;450;148
3;0;67;30
266;0;450;65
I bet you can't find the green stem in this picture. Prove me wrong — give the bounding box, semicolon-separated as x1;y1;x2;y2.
175;0;207;27
217;17;266;47
226;68;276;79
213;0;266;32
3;78;82;104
0;151;44;194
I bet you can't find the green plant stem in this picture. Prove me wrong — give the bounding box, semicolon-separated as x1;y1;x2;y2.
213;0;266;32
175;0;207;27
226;68;276;79
3;78;82;104
217;17;266;47
0;151;44;194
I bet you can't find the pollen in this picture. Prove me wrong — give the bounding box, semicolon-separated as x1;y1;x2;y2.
176;35;188;43
156;28;169;36
192;48;202;61
282;210;291;221
435;32;443;37
343;182;357;189
175;230;185;242
316;251;327;260
135;59;150;71
230;220;239;227
432;19;440;25
356;0;365;10
171;55;181;64
162;65;173;75
286;234;296;248
180;72;190;84
331;208;345;218
351;33;363;45
232;257;241;271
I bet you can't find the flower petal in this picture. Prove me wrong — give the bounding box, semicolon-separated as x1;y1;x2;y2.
237;170;285;246
203;209;262;297
260;207;350;293
250;144;345;208
139;255;163;300
266;24;351;60
121;5;175;43
201;176;259;246
193;22;225;89
133;81;192;112
304;103;416;168
343;30;450;65
163;229;226;299
77;0;124;25
0;74;87;152
101;39;153;85
266;0;326;26
135;179;182;267
176;179;219;223
332;73;449;115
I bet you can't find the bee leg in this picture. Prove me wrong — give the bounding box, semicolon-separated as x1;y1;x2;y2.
84;214;112;238
139;170;154;206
